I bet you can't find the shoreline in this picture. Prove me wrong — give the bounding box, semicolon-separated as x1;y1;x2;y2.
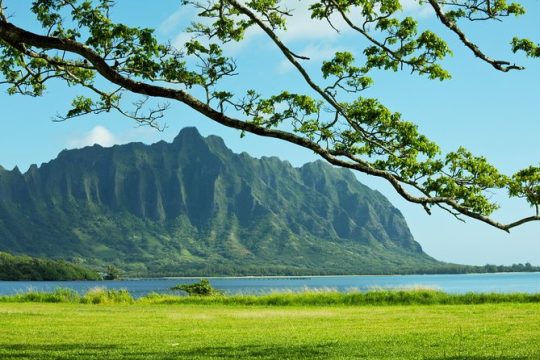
128;271;540;281
2;270;540;282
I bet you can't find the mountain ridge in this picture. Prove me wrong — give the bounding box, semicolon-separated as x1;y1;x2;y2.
0;127;443;276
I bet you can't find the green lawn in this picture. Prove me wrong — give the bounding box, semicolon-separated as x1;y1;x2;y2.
1;302;540;359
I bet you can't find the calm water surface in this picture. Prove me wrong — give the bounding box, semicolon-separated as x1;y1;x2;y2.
1;273;540;298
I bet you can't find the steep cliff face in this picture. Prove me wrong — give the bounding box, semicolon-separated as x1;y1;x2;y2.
0;127;440;276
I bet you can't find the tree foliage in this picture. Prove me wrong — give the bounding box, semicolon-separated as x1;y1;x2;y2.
0;252;100;280
103;265;122;280
0;0;539;231
171;279;222;296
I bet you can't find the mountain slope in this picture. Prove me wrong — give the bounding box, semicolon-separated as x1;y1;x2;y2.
0;127;443;276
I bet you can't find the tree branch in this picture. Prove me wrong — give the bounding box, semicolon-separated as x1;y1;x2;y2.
427;0;524;72
0;12;538;232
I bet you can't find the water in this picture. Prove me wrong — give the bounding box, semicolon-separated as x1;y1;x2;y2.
1;272;540;298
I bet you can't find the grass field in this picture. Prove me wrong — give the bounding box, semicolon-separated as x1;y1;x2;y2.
1;301;540;359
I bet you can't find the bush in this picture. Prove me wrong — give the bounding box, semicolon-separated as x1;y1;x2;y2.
81;287;134;304
103;265;122;280
171;279;222;296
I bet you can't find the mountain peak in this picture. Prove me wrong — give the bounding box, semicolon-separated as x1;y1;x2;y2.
173;127;202;143
301;160;329;170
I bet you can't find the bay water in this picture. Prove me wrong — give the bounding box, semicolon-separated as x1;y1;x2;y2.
1;272;540;298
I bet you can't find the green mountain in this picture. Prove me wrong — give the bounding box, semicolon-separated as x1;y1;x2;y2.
0;127;444;276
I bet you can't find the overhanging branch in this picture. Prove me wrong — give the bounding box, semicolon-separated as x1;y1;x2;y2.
427;0;524;72
0;14;539;232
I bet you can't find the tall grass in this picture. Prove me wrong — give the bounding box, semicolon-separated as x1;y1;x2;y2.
81;287;134;304
0;287;133;304
0;288;81;303
2;287;540;306
139;289;540;306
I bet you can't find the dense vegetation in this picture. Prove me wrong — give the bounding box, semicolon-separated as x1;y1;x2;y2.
3;287;540;306
0;252;100;281
422;262;540;274
0;128;447;276
1;299;540;358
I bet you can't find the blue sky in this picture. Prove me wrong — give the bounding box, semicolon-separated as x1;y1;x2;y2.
1;0;539;265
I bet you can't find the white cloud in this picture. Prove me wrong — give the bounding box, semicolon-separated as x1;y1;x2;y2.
167;0;341;54
222;26;265;54
67;126;119;148
401;0;434;17
169;10;264;55
158;5;198;35
172;32;193;50
66;126;165;150
159;8;185;35
277;43;346;74
167;0;434;58
276;0;347;42
277;0;434;42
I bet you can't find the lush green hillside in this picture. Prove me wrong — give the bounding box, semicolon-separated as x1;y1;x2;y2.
0;127;446;276
0;252;100;280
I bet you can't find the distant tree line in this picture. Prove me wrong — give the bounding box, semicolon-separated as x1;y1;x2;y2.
1;251;538;280
138;262;540;278
0;252;101;281
418;263;540;275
